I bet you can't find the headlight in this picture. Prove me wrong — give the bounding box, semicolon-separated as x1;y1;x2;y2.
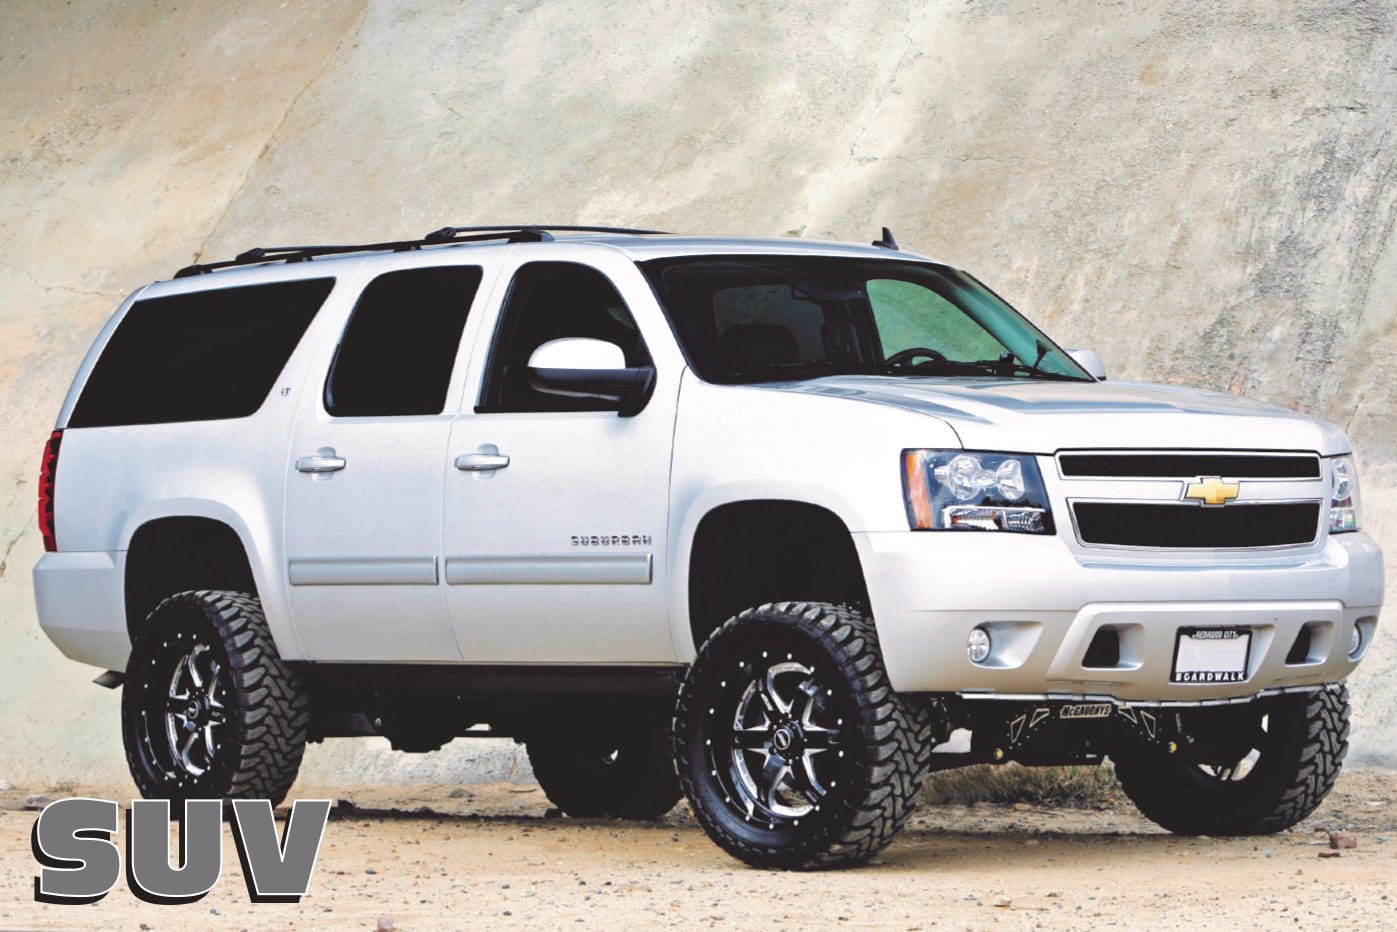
1328;454;1361;533
902;450;1054;533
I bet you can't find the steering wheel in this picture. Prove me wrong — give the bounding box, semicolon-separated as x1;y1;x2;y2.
885;347;949;369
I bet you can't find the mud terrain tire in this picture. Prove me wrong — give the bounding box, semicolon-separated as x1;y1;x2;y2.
526;724;682;819
122;589;309;806
674;602;932;869
1114;686;1349;835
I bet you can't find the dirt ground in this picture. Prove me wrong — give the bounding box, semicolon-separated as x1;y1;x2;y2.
3;770;1396;930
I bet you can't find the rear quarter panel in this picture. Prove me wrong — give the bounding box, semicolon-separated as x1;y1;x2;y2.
51;264;367;660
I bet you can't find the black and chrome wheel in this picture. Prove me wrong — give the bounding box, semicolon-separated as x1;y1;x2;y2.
122;590;308;806
674;602;932;869
722;657;845;823
1114;686;1350;836
526;722;681;820
159;641;227;778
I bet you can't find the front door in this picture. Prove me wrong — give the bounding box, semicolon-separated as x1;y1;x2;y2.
442;256;680;663
284;263;486;661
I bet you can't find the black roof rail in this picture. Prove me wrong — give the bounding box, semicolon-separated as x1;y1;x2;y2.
423;224;666;243
173;224;670;279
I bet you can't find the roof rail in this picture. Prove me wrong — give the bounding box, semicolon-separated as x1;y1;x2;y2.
173;224;670;279
424;224;667;243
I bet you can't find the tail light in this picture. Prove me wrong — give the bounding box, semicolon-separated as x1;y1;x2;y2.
38;429;62;552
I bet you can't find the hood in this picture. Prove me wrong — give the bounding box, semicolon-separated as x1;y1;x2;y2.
765;376;1348;455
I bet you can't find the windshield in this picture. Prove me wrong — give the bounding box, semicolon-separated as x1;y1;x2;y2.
639;255;1093;384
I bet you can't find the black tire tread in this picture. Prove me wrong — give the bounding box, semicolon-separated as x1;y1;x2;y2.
675;601;932;869
1115;685;1349;836
124;589;309;807
527;727;682;820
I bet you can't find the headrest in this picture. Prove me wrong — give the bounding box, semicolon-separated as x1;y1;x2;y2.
715;323;798;370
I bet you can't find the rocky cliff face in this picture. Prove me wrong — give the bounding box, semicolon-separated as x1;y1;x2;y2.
2;0;1393;782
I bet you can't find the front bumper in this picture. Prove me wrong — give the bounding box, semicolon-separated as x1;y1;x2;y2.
857;529;1384;702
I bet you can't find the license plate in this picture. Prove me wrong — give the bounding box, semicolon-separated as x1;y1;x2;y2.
1171;627;1251;684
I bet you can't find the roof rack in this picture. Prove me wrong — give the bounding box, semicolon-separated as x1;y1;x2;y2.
173;224;669;279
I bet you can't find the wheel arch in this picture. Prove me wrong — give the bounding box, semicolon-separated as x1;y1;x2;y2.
121;505;299;660
678;497;870;655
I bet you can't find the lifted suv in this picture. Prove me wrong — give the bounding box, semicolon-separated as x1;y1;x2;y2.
35;225;1383;868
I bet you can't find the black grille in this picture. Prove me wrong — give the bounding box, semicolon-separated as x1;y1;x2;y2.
1060;453;1320;479
1073;502;1321;548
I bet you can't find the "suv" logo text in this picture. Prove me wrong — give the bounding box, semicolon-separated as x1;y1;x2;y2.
32;797;330;905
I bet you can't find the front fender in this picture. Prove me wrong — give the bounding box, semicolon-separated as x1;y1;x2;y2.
665;372;962;660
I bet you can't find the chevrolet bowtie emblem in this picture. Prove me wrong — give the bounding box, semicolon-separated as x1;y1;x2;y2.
1184;476;1240;506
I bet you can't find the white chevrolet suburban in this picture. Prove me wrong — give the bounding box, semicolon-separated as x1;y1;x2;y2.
34;225;1384;868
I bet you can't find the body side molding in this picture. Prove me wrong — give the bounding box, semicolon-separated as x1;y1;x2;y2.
287;557;439;586
444;553;652;585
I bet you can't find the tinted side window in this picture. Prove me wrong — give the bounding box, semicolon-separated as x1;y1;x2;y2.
480;262;650;413
325;266;482;417
69;278;334;428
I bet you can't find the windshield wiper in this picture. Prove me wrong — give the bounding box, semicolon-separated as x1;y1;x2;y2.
955;354;1088;382
1029;339;1050;375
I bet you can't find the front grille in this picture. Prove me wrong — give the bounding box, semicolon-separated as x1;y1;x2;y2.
1059;452;1320;479
1072;502;1321;548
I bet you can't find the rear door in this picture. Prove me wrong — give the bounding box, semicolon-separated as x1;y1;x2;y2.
283;261;490;661
441;252;682;663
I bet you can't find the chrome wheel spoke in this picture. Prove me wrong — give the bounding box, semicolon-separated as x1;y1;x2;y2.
760;670;794;717
759;753;792;806
177;730;200;773
204;659;222;704
801;724;838;751
202;724;218;762
184;649;204;689
799;751;829;798
734;724;769;750
797;690;818;727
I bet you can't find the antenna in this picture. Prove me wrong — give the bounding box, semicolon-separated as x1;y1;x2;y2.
872;227;899;251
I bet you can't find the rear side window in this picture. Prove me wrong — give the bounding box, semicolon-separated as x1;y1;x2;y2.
69;278;334;428
324;266;482;417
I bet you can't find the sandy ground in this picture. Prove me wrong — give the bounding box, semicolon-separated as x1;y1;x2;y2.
3;770;1395;930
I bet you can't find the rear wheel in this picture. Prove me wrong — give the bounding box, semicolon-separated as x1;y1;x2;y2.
674;602;932;869
121;590;309;806
1114;686;1349;835
526;723;682;819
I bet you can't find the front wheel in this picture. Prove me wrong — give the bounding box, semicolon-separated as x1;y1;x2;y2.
674;602;932;869
1114;686;1350;836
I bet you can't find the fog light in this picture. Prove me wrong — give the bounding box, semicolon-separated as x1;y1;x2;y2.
1350;626;1363;658
967;627;992;664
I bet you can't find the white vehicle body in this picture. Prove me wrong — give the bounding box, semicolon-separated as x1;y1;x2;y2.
34;232;1384;707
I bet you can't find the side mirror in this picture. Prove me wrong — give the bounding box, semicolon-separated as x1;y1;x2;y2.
1067;348;1107;381
527;337;656;417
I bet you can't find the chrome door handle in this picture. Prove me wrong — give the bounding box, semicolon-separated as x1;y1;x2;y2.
455;451;510;471
296;448;347;473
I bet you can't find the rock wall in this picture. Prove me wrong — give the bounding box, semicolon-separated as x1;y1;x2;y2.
1;0;1393;784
